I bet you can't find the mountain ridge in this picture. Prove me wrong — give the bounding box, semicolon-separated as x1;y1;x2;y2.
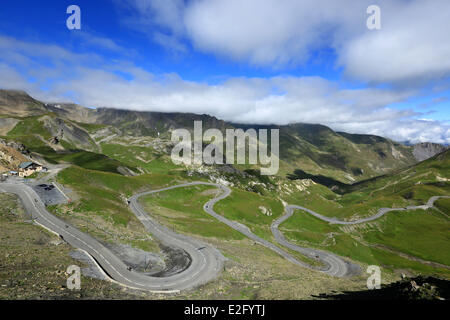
0;89;446;182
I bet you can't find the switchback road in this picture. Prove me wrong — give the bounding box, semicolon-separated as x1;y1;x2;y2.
2;180;445;291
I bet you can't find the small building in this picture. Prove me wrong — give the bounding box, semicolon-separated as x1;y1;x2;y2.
19;161;33;169
18;161;43;177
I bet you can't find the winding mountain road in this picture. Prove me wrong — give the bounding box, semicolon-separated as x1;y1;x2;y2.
1;179;447;292
283;195;450;226
271;196;450;277
0;182;224;292
131;182;358;277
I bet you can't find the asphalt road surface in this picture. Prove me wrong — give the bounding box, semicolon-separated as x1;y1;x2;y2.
0;182;224;292
271;195;450;277
283;195;450;226
132;182;358;277
1;180;447;291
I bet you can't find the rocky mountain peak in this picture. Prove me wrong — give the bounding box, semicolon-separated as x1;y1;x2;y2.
413;142;448;162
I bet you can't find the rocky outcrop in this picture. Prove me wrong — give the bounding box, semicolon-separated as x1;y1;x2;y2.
0;140;30;171
48;136;60;145
39;116;97;151
116;166;137;176
44;103;100;124
0;118;19;135
0;90;47;116
0;139;28;154
413;142;448;162
43;103;232;138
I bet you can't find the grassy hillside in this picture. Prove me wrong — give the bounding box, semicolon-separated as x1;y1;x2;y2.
279;150;450;278
280;206;450;278
234;122;417;182
0;192;136;299
286;150;450;220
140;185;245;240
51;166;181;252
2;115;133;174
1;191;369;300
214;187;284;240
1;89;448;297
0;90;428;184
100;143;179;174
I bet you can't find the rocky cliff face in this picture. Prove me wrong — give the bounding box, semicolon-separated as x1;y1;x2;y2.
44;103;232;138
0;139;29;172
39;116;97;151
413;142;448;162
0;118;19;135
0;90;46;116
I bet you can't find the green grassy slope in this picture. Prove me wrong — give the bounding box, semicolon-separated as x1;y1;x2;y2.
140;185;245;240
280;150;450;278
233;122;417;182
286;149;450;220
100;143;179;174
51;166;181;252
0;193;133;299
2;115;133;174
2;89;448;292
280;207;449;278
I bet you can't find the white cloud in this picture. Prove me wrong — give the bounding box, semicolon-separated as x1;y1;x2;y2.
1;34;449;144
74;32;128;54
121;0;450;84
183;0;359;67
338;0;450;83
0;63;35;90
115;0;187;52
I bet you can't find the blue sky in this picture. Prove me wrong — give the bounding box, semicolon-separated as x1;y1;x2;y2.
0;0;449;143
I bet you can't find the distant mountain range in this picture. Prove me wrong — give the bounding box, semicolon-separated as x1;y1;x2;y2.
0;89;448;182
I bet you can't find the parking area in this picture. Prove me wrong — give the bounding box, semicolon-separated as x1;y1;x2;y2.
32;183;67;206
